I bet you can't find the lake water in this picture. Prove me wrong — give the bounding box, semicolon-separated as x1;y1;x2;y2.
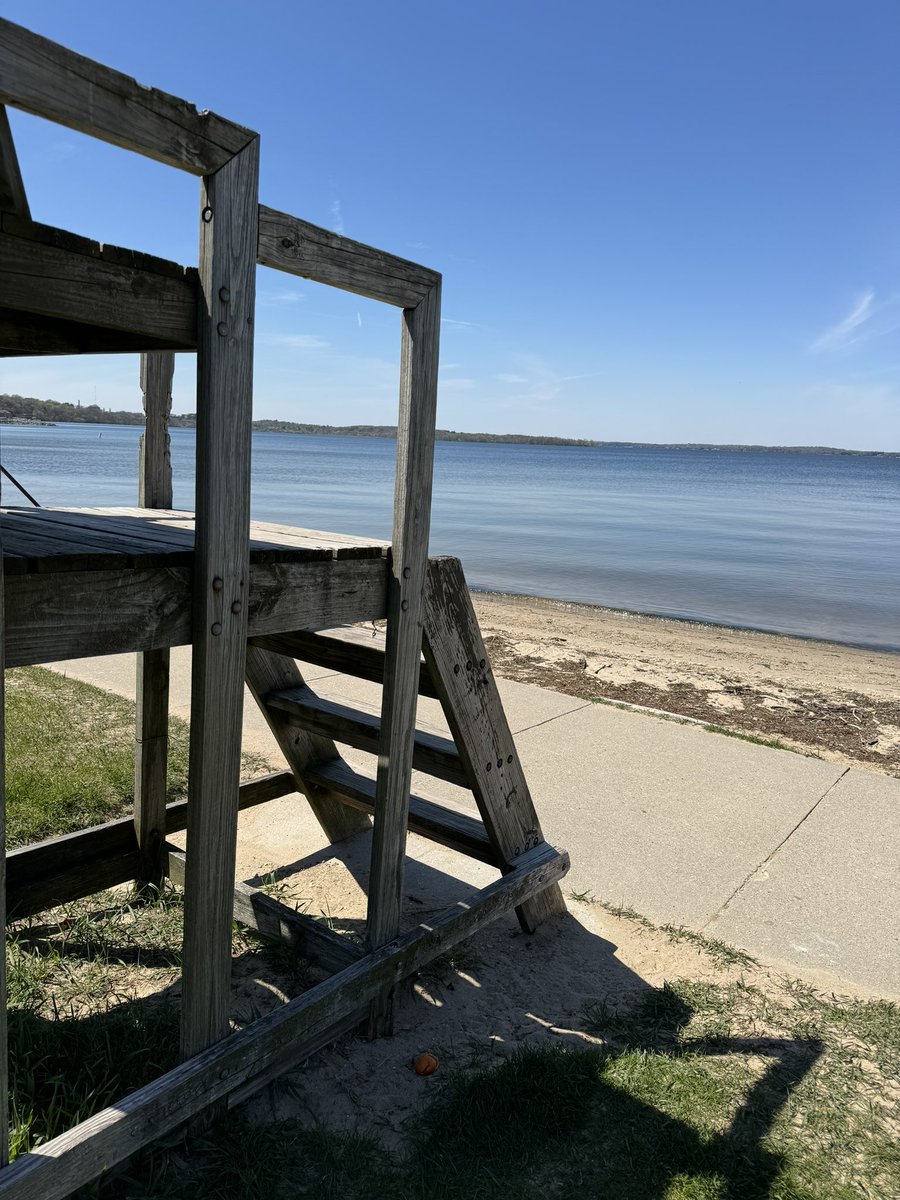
1;423;898;653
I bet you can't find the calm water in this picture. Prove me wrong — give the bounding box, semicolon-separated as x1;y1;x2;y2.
1;423;898;652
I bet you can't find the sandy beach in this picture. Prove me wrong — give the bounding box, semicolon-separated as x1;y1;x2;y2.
471;591;900;778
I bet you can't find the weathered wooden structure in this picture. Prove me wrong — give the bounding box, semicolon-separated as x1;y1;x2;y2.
0;20;568;1197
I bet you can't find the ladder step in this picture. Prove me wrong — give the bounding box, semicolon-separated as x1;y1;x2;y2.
304;758;499;866
267;685;469;787
249;627;440;700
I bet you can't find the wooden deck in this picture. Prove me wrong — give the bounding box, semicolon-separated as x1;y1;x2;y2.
2;506;391;666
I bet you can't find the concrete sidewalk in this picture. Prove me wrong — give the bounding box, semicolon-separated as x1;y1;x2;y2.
46;648;900;998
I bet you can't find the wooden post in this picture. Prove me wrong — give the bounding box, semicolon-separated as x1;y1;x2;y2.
0;103;29;217
366;280;441;1035
135;352;174;893
180;139;259;1063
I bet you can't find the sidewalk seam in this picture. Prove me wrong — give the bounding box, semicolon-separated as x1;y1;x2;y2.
700;766;851;931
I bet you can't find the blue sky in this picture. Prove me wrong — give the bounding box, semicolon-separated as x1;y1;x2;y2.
2;1;899;449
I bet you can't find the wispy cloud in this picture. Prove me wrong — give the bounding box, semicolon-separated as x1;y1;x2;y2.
357;311;363;329
330;199;345;236
810;289;900;353
441;317;484;330
259;290;306;306
495;373;528;384
266;333;330;351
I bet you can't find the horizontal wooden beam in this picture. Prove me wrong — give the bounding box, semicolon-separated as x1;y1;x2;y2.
6;771;295;920
258;206;440;309
268;685;469;787
166;847;364;976
0;843;568;1200
249;626;440;700
0;19;254;174
0;216;197;348
3;557;388;666
303;758;498;865
0;307;196;357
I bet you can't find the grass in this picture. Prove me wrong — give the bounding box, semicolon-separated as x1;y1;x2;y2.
2;668;898;1199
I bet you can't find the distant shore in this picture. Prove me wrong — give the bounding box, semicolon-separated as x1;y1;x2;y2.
470;590;900;778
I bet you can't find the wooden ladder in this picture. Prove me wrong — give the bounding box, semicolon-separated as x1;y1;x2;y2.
244;555;567;951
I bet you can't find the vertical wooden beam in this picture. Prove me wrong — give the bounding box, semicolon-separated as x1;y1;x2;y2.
181;139;259;1064
135;352;175;893
0;531;8;1167
366;280;441;1035
0;104;29;217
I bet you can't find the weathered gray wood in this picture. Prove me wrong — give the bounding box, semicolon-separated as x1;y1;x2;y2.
249;626;440;699
422;557;567;930
5;771;294;920
367;282;441;1034
267;685;466;786
0;19;254;175
135;352;175;893
166;847;364;975
181;138;259;1063
244;645;370;843
303;758;498;865
0;538;8;1165
257;206;440;309
0;222;197;347
0;842;568;1200
2;556;388;667
0;308;191;356
0;104;28;217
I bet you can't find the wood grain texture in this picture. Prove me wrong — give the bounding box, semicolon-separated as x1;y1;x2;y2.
367;283;441;1018
303;758;498;865
2;556;388;666
422;556;568;930
257;206;440;308
0;221;197;347
0;307;191;356
0;18;254;174
0;843;568;1200
267;685;466;786
0;104;28;217
5;771;295;921
135;353;175;891
244;645;370;843
181;139;259;1063
249;626;440;699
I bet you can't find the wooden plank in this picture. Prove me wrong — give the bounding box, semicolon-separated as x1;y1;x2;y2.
303;758;498;865
257;206;440;309
0;842;568;1200
0;104;28;217
244;645;370;843
2;556;388;666
0;19;254;174
5;771;294;921
181;138;260;1064
135;353;175;892
0;309;193;356
0;225;197;347
249;626;440;700
166;847;364;975
422;556;568;931
367;282;441;1034
267;684;467;786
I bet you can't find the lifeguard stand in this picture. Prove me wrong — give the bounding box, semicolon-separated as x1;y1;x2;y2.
0;20;568;1197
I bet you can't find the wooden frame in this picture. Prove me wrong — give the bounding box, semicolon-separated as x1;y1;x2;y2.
0;19;568;1193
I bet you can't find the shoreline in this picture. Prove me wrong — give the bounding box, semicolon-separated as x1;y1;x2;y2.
469;589;900;778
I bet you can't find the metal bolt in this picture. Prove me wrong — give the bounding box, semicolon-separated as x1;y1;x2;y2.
486;762;492;772
514;846;521;856
217;321;228;337
211;622;222;636
202;206;213;223
403;566;411;579
507;754;513;763
453;664;460;674
479;658;486;668
497;759;503;769
231;600;242;614
212;577;224;591
219;286;231;303
466;660;472;670
401;599;409;612
281;237;294;248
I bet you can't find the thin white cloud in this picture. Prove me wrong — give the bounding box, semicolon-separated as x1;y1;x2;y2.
259;290;306;305
266;333;330;351
357;311;363;329
330;199;345;236
810;289;900;353
441;317;483;329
